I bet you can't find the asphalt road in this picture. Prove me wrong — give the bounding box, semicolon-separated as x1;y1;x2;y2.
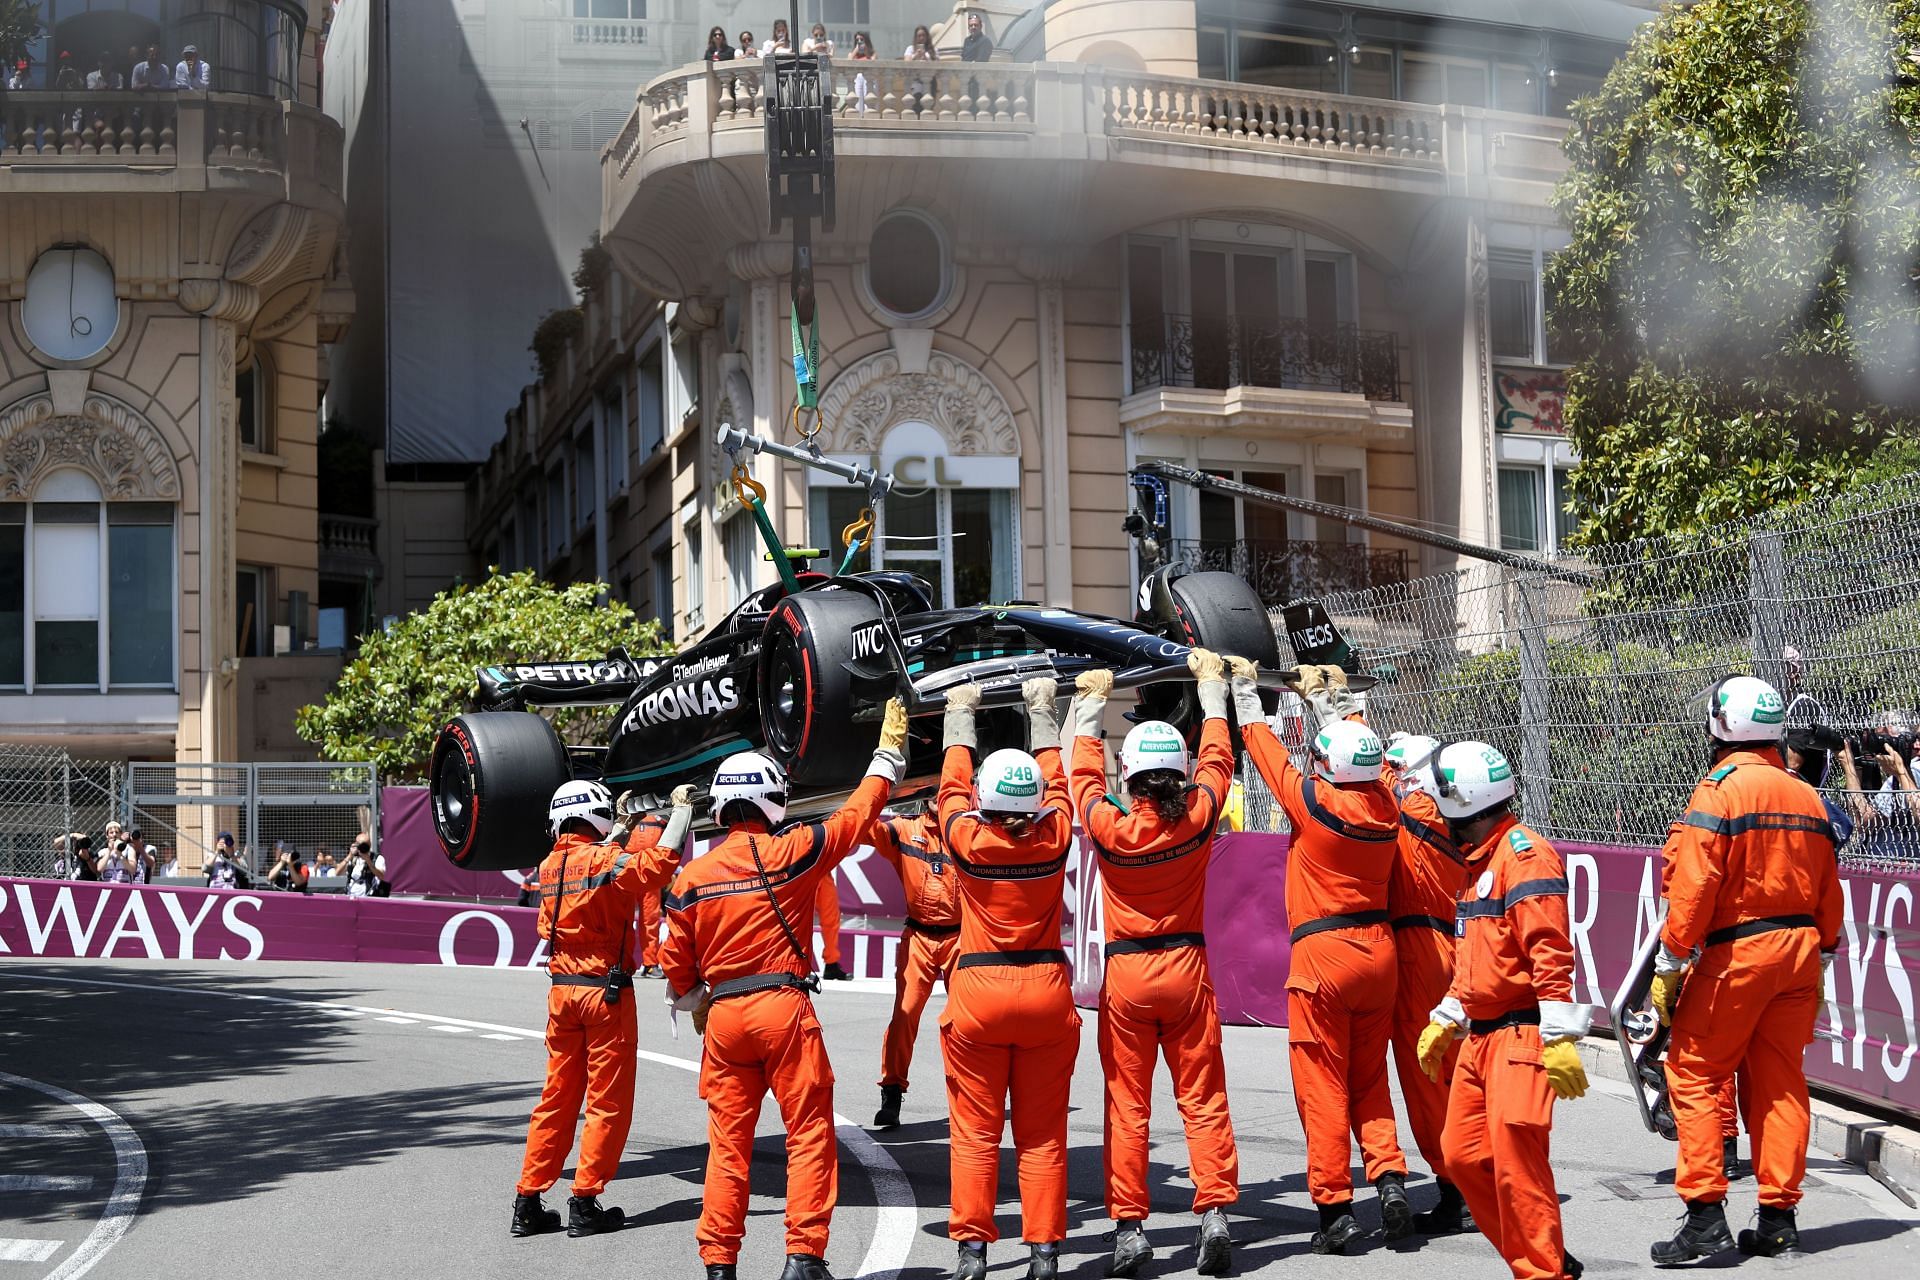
0;960;1914;1280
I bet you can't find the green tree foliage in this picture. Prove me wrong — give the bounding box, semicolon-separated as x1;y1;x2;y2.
0;0;44;64
1547;0;1920;545
295;570;673;780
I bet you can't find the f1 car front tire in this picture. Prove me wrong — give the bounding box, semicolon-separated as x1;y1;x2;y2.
761;590;886;789
430;712;571;871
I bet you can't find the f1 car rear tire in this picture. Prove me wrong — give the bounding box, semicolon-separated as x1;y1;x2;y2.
431;712;571;871
1167;571;1282;668
761;590;886;790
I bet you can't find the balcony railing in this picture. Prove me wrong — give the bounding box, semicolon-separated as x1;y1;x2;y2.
1130;313;1401;401
1154;537;1409;607
1102;76;1442;164
319;514;380;579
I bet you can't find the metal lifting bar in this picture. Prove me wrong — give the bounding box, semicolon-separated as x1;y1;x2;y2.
718;425;894;505
1131;460;1594;584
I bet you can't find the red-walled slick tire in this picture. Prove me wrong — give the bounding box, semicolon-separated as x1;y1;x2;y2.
430;712;571;871
759;590;885;790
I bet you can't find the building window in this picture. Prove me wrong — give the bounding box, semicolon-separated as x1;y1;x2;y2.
638;344;664;458
809;481;1018;609
866;209;949;322
1237;32;1337;93
0;506;22;687
1546;68;1606;118
725;511;759;608
1498;459;1578;555
573;0;644;17
237;359;270;451
545;465;566;559
651;542;673;626
573;432;595;533
682;508;704;633
237;564;270;659
601;382;628;496
1487;232;1572;366
108;505;173;685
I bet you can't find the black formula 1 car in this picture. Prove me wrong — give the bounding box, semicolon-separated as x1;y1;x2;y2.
429;566;1281;870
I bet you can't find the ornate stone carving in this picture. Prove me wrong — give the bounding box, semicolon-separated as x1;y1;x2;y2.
178;278;261;323
0;393;182;500
816;350;1017;457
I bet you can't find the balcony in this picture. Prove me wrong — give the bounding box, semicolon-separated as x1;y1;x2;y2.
13;0;306;101
1154;537;1409;607
319;514;380;582
1132;313;1400;400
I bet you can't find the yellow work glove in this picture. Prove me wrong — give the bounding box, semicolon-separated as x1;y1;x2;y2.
1294;664;1327;696
1226;655;1259;682
1650;970;1683;1026
615;789;641;819
670;783;696;807
1186;647;1226;682
1416;1020;1456;1082
690;997;712;1037
1317;664;1349;690
878;697;910;756
1076;668;1114;699
1542;1039;1588;1100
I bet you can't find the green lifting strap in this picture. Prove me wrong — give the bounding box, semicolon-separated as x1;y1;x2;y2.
748;493;802;593
791;309;821;413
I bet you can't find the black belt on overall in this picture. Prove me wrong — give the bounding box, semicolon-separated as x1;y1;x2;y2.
955;948;1069;970
709;971;817;1001
1104;931;1206;958
1704;914;1817;949
905;917;962;938
1289;910;1390;945
1469;1007;1540;1036
551;971;632;990
1392;914;1454;935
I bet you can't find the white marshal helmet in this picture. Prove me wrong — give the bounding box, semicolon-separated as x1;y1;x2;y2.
1120;720;1191;783
549;779;615;839
1311;719;1385;785
1431;741;1518;820
976;748;1046;816
1383;733;1442;793
709;750;789;826
1707;674;1787;744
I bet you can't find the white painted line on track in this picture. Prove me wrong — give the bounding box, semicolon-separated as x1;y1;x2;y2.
0;1070;146;1280
0;1240;62;1263
0;1124;86;1140
0;1176;93;1192
429;1024;467;1033
480;1033;518;1042
0;970;916;1279
374;1015;420;1025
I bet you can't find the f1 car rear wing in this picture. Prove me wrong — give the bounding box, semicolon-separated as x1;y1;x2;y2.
475;654;663;711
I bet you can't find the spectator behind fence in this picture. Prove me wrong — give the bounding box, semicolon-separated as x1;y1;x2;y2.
205;831;252;889
53;833;97;880
1784;734;1854;848
343;836;378;898
736;30;756;58
268;842;310;893
126;829;157;883
101;819;125;855
761;19;792;56
175;45;210;91
802;23;834;55
960;11;993;61
849;30;875;59
1834;714;1920;860
99;841;136;884
54;51;82;90
904;24;938;59
158;846;180;878
87;51;123;90
131;46;173;91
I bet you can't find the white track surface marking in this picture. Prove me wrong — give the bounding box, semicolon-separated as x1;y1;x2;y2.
0;1241;62;1263
0;1070;148;1280
0;970;917;1280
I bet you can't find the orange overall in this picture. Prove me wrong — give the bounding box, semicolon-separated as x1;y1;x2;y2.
662;776;891;1268
640;884;664;969
938;744;1080;1245
1389;787;1467;1179
516;816;678;1198
1659;827;1748;1148
814;873;842;968
1660;749;1842;1209
1072;718;1239;1220
1441;816;1576;1280
1243;720;1407;1205
871;813;960;1091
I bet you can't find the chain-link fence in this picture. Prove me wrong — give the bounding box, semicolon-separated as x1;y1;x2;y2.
1245;472;1920;868
0;746;379;880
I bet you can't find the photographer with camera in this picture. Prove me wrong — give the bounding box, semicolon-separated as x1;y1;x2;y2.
511;781;691;1242
1835;712;1920;860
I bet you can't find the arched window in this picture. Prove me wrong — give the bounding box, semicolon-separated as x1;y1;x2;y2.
0;469;175;692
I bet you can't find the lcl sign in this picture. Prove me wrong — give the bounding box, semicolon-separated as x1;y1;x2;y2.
817;420;1019;492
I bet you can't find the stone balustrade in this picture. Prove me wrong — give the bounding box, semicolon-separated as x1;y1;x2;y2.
0;91;178;158
1101;75;1443;164
828;60;1033;125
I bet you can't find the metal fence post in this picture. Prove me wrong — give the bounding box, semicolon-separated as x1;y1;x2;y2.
1516;573;1551;827
245;762;261;875
1749;528;1787;689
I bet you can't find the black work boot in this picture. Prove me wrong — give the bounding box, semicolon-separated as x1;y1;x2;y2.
1564;1252;1584;1279
1738;1205;1800;1257
1651;1199;1734;1264
874;1084;904;1130
567;1193;625;1238
705;1267;737;1280
1723;1136;1746;1180
510;1191;561;1237
778;1255;834;1280
1310;1200;1362;1255
1026;1241;1060;1280
1376;1172;1413;1240
1106;1220;1151;1277
951;1242;987;1280
822;962;851;981
1195;1207;1232;1275
1411;1179;1475;1235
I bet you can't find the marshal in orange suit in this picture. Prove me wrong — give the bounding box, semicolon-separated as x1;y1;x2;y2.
868;808;959;1129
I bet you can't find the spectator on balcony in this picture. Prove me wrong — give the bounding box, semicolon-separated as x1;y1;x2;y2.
802;23;834;56
959;12;993;62
761;20;793;56
131;46;174;91
8;60;31;91
54;51;82;91
175;45;210;92
904;25;938;59
88;51;124;91
849;31;875;59
704;26;734;64
737;30;756;58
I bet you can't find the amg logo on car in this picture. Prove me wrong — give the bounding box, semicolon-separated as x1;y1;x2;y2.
852;623;886;661
621;676;741;733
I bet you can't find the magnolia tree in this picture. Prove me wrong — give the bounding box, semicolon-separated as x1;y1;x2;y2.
1547;0;1920;545
296;570;673;781
0;0;44;66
